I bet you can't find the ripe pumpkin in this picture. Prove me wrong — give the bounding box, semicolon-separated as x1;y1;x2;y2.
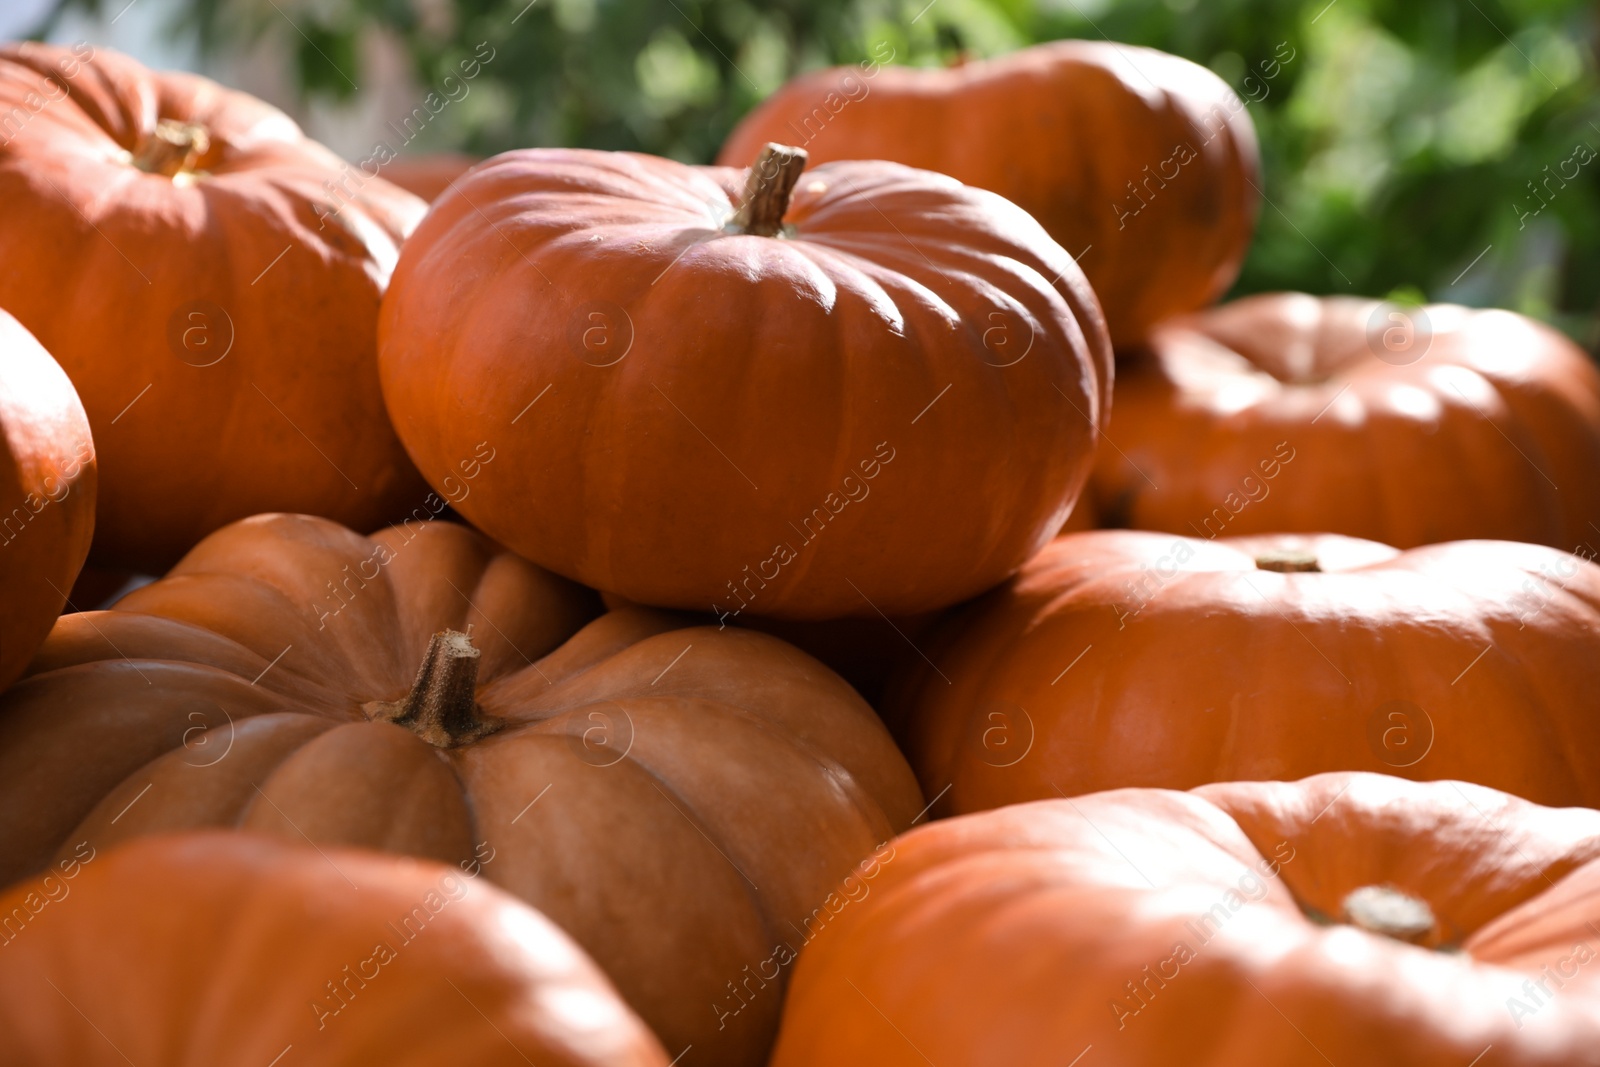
770;772;1600;1066
379;143;1111;619
893;529;1600;814
1091;293;1600;549
0;43;428;571
0;832;668;1066
718;40;1260;346
0;512;922;1067
0;310;95;692
383;152;479;200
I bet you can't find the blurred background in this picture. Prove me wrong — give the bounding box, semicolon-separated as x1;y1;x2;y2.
14;0;1600;344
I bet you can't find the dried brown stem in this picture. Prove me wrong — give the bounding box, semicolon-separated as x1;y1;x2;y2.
367;630;500;748
733;143;808;237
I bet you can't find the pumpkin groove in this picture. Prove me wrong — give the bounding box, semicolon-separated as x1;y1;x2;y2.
379;143;1111;618
769;773;1600;1066
0;512;922;1067
1089;294;1600;549
0;43;429;570
891;529;1600;813
719;40;1260;345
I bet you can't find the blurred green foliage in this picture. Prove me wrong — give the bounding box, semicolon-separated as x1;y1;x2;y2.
36;0;1600;342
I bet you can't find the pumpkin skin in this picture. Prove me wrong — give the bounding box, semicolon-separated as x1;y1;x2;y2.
0;43;429;571
770;772;1600;1067
718;40;1260;346
1091;293;1600;549
0;832;668;1067
893;529;1600;815
379;147;1111;619
0;512;922;1067
383;152;479;200
0;311;95;692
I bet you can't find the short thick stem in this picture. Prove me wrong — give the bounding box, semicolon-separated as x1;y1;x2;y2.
733;143;808;237
1255;549;1321;573
133;119;210;178
368;630;500;748
1342;884;1435;944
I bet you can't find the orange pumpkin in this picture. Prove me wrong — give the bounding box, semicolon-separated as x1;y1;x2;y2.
771;772;1600;1066
0;832;668;1066
0;43;428;571
0;512;922;1067
893;529;1600;814
0;310;95;691
719;40;1260;346
379;144;1111;619
1090;293;1600;549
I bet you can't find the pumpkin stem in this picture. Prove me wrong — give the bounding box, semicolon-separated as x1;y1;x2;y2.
733;143;808;237
368;630;502;748
1341;884;1435;944
132;119;210;178
1254;549;1321;573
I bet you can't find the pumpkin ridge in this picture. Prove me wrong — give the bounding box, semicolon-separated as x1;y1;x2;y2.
1092;296;1600;547
719;40;1257;345
0;661;305;884
241;719;476;866
547;691;902;847
62;711;342;859
383;146;1109;616
768;774;1600;1065
0;45;429;570
485;610;693;705
3;511;921;1066
116;579;393;703
607;741;779;951
492;620;919;836
510;620;913;822
898;529;1600;810
27;616;357;713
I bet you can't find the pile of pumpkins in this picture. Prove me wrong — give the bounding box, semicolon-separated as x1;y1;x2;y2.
3;34;1600;1067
